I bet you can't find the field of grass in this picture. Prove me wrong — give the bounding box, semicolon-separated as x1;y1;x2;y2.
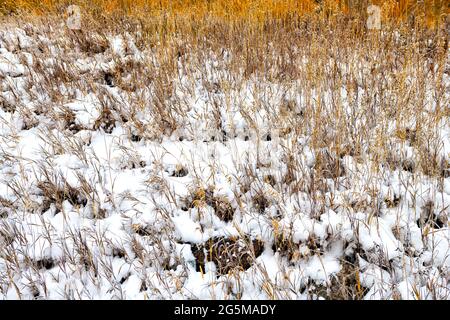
1;1;449;25
0;1;448;300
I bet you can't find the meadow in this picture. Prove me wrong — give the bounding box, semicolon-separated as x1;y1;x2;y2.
0;1;448;299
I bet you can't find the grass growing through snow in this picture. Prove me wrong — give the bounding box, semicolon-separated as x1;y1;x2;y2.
0;2;448;299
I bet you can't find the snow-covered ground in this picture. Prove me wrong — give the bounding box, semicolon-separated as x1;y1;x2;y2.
0;21;449;300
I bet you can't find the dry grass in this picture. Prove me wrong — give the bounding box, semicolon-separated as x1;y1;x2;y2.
0;1;448;300
1;1;449;28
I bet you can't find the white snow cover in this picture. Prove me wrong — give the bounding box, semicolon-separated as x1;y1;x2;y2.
0;24;448;300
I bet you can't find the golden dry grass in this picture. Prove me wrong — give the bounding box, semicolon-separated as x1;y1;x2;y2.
0;0;448;300
1;0;448;27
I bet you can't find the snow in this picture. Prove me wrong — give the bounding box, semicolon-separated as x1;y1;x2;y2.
172;212;205;243
0;24;448;300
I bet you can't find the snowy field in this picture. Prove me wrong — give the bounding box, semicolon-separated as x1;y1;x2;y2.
0;18;449;300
